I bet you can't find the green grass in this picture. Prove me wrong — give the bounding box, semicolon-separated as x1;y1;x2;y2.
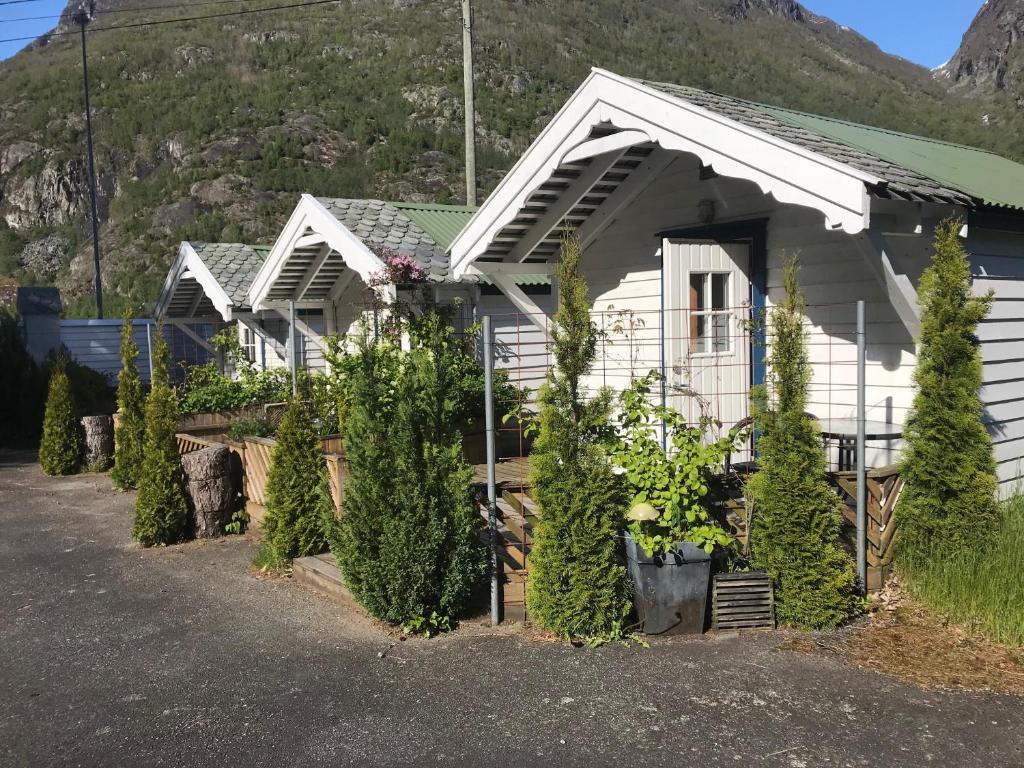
902;491;1024;646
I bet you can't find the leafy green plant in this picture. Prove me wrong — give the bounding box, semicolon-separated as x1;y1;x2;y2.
133;331;190;546
177;361;291;415
111;314;146;490
403;612;452;638
898;220;999;568
610;371;740;556
526;231;631;642
38;358;81;476
226;416;276;441
331;314;487;630
0;307;47;447
224;506;250;536
259;397;331;567
746;256;859;629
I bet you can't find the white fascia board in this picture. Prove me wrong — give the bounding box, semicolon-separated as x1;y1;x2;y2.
248;194;386;311
154;243;189;319
155;242;233;321
451;69;877;278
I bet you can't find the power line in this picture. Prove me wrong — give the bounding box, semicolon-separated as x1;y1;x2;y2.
0;0;50;6
2;0;263;23
0;0;341;44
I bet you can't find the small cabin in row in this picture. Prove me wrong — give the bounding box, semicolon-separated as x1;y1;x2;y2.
157;68;1024;492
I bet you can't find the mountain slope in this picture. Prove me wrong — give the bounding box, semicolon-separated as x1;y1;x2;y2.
1;0;1021;315
935;0;1024;105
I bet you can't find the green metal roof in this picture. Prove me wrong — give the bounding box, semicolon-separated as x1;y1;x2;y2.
390;202;477;250
758;105;1024;211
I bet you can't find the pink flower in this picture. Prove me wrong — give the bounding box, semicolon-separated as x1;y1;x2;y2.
369;246;427;286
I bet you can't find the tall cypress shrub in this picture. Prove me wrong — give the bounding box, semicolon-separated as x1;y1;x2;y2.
38;359;81;476
526;231;631;640
330;330;394;601
133;332;189;546
747;256;858;629
898;220;998;566
110;314;145;490
260;396;330;567
332;317;487;630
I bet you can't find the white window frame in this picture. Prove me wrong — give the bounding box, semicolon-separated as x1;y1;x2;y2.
687;270;734;358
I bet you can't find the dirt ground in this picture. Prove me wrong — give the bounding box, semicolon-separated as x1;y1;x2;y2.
2;451;1023;768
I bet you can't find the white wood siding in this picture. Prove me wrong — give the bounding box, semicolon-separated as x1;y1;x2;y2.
576;155;920;467
969;227;1024;493
477;290;557;397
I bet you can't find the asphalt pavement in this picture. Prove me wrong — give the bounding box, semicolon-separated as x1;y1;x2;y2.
1;453;1021;768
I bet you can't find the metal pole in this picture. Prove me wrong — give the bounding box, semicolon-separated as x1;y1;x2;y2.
483;315;500;626
856;300;867;594
461;0;477;206
145;321;153;383
74;6;103;319
289;299;298;396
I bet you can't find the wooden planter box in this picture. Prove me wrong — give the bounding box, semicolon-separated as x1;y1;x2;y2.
241;436;347;528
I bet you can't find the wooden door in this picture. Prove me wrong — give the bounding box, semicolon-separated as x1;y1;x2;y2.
663;239;751;436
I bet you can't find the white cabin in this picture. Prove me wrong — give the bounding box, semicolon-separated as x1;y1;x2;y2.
449;68;1024;494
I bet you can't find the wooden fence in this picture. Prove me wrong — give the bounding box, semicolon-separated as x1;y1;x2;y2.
835;464;903;591
175;431;346;526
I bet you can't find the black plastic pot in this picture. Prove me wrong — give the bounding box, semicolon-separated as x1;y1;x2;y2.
625;535;712;635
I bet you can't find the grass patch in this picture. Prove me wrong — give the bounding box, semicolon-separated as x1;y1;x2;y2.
251;540;289;574
902;492;1024;647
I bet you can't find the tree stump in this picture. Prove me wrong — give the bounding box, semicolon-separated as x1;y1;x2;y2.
181;445;234;538
81;415;114;471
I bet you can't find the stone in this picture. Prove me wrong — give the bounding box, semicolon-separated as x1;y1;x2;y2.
181;445;234;538
81;415;114;471
18;234;69;280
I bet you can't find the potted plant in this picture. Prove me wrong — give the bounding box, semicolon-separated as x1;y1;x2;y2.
610;372;744;634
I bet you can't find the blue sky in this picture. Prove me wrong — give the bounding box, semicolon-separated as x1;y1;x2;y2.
802;0;984;69
0;0;987;65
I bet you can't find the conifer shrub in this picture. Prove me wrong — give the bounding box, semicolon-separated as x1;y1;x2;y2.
38;358;81;476
331;314;487;632
746;256;859;629
259;396;331;568
133;332;189;546
110;314;146;490
897;220;999;568
525;231;631;641
0;307;47;447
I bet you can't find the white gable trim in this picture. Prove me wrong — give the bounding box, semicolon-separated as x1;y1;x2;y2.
247;194;386;311
451;68;878;278
155;242;234;321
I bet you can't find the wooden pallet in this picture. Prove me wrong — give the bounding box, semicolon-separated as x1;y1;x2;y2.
712;572;775;631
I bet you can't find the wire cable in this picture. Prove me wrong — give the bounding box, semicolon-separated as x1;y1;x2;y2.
2;0;264;23
0;0;341;44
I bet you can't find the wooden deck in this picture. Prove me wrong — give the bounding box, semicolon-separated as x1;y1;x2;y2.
471;456;531;490
472;456;534;622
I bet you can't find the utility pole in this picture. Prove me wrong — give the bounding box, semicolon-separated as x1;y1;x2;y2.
72;1;104;319
461;0;477;206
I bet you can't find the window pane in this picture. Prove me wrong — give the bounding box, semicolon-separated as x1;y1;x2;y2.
711;273;729;310
711;312;730;352
689;273;706;311
692;314;708;353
